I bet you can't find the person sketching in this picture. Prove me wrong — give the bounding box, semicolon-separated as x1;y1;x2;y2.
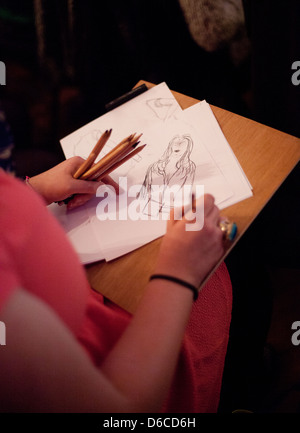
0;156;232;413
140;134;196;215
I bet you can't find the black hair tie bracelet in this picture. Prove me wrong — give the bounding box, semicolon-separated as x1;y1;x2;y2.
149;274;198;301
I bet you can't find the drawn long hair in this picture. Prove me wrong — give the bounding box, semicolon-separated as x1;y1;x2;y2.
140;134;196;199
156;134;194;177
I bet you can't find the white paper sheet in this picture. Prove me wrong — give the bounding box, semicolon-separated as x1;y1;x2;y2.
179;101;253;208
48;197;105;264
58;82;184;263
60;82;182;162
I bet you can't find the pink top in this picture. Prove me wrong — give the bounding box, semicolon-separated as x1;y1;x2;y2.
0;169;232;412
0;170;90;334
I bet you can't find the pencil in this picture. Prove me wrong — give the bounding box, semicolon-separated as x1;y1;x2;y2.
85;135;143;181
94;144;147;181
60;131;145;205
86;141;142;181
85;144;136;180
73;128;112;179
80;133;142;180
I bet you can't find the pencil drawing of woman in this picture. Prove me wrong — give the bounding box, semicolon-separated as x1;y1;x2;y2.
139;134;196;215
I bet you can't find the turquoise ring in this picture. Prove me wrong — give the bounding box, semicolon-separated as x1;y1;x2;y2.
219;219;237;241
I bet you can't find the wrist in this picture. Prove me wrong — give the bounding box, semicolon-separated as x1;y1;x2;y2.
149;274;199;301
24;176;35;192
24;175;51;205
154;249;202;289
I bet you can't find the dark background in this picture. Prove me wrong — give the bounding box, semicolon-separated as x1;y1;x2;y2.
0;1;299;173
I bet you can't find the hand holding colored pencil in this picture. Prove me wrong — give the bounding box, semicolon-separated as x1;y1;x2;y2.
62;129;146;204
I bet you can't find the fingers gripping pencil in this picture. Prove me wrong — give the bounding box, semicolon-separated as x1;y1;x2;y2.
61;130;146;205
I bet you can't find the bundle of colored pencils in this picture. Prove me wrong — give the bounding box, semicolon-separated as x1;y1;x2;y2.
74;128;146;181
60;129;146;205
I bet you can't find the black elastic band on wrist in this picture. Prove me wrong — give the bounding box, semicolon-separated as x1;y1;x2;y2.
149;274;198;301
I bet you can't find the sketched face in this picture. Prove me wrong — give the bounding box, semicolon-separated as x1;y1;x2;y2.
170;136;189;157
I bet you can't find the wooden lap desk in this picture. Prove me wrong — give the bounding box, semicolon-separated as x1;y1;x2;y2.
85;80;300;314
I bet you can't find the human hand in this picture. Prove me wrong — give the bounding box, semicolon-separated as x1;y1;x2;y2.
154;194;225;289
28;157;119;209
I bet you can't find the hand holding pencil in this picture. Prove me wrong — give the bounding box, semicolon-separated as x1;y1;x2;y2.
61;129;146;207
26;157;102;207
78;129;145;181
27;129;146;209
72;128;113;179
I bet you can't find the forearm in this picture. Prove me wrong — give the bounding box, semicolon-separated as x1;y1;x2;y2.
28;174;53;205
0;193;224;412
0;286;192;413
101;278;194;412
100;197;224;411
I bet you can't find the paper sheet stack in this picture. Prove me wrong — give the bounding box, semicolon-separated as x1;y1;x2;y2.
49;82;252;264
